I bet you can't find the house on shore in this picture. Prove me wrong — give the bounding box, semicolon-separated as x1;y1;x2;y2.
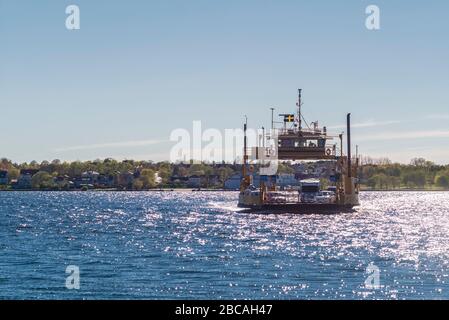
277;173;299;187
224;174;242;190
0;170;8;185
169;175;189;187
98;174;116;188
187;175;220;188
187;175;203;188
13;169;40;189
224;173;299;190
54;175;73;189
207;175;220;187
82;171;100;185
73;176;92;189
117;171;135;189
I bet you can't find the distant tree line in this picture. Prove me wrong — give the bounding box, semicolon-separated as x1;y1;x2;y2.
1;157;448;190
0;158;243;190
359;157;449;190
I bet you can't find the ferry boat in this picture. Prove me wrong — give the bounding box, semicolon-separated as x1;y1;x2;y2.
238;89;360;212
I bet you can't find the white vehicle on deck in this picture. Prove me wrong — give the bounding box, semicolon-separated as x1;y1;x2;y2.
315;191;337;204
300;179;321;203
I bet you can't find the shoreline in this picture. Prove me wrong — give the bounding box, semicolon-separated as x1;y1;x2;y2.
0;188;233;192
360;188;449;192
1;188;449;192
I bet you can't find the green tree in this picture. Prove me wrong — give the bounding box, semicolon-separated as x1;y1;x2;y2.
133;179;144;190
410;158;426;167
31;172;55;190
1;158;14;170
188;164;206;176
158;163;172;185
8;168;20;181
402;171;426;189
140;169;156;189
217;167;234;185
390;176;402;189
367;176;377;189
29;160;39;169
367;173;390;189
278;163;295;174
435;173;449;188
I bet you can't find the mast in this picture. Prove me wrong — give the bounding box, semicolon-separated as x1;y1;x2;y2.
243;116;248;178
339;133;343;157
297;89;302;130
262;126;265;148
347;113;352;178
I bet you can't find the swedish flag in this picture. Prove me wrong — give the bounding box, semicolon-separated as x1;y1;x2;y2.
284;114;295;122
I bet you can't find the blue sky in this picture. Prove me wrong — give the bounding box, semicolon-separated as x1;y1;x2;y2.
1;0;448;164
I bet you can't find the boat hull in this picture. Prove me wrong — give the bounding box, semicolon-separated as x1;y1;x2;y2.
238;203;357;214
238;192;358;213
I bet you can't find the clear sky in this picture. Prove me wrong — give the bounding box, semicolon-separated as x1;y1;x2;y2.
1;0;448;164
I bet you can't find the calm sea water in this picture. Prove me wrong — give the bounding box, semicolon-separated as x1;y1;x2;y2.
1;191;449;300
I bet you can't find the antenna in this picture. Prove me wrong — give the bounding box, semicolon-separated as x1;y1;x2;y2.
296;89;302;129
347;113;352;178
262;126;265;148
242;115;248;180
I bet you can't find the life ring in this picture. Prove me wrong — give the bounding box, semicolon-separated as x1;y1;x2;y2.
266;148;274;156
325;148;332;156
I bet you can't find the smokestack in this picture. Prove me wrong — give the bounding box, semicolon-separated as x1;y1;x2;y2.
347;113;351;178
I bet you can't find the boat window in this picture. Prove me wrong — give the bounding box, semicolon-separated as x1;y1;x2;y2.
301;185;320;193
